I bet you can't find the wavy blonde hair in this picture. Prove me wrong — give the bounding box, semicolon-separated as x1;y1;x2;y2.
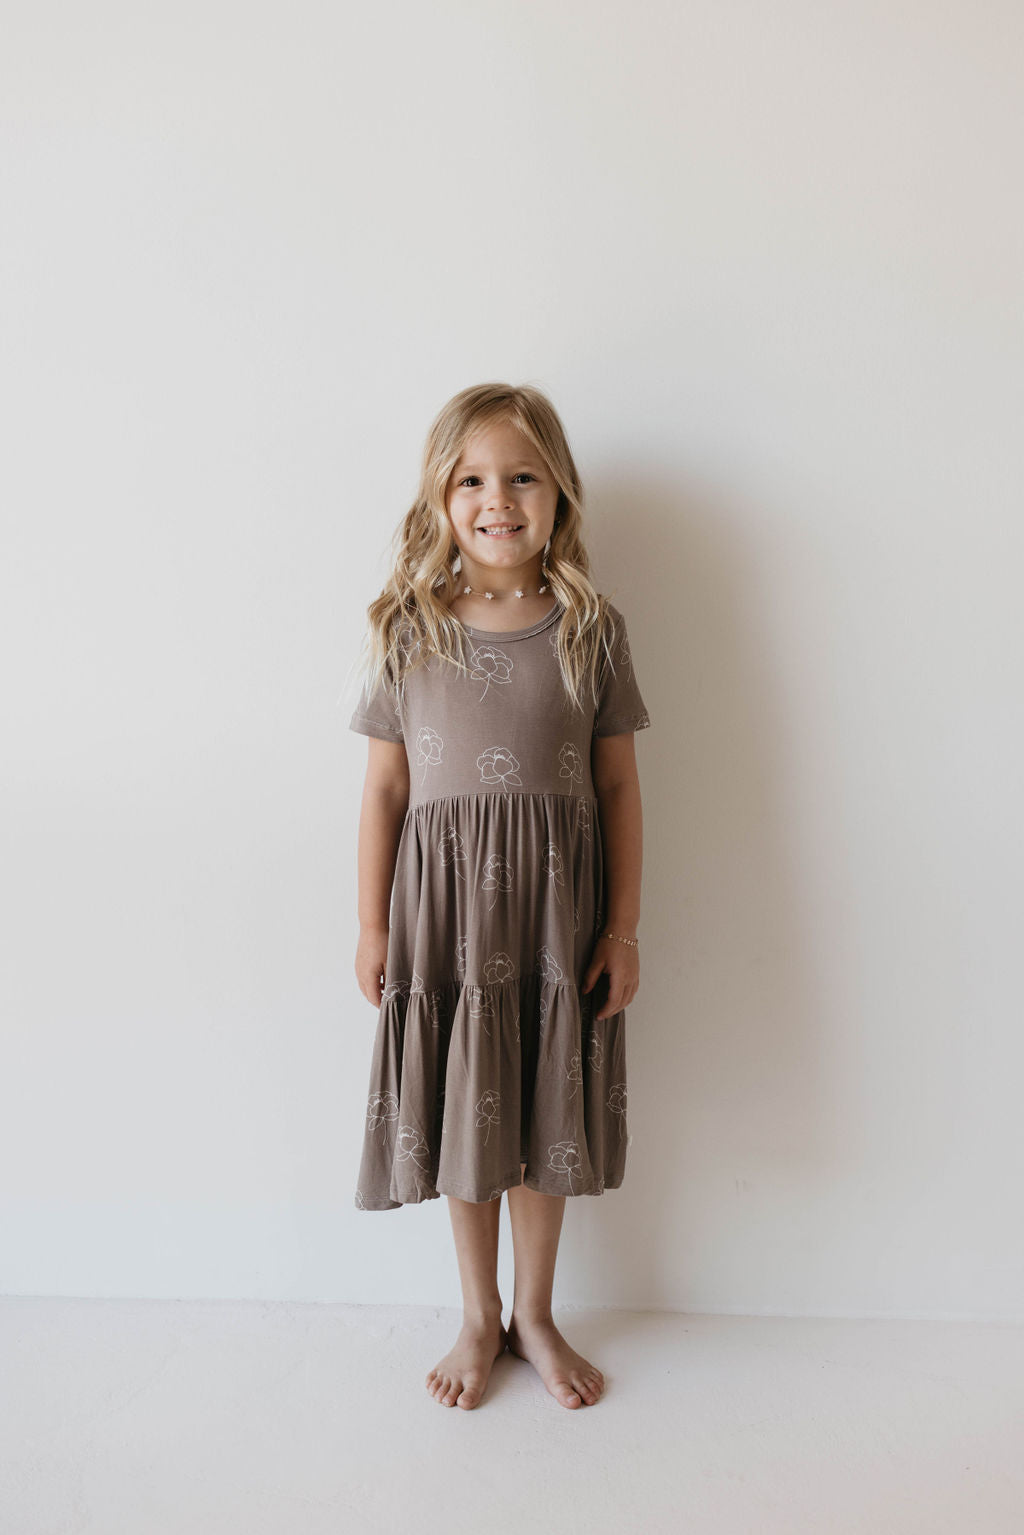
352;382;620;718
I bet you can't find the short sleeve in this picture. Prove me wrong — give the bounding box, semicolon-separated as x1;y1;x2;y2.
594;606;652;737
349;666;404;743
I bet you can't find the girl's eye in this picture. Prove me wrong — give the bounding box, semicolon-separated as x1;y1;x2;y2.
458;473;535;487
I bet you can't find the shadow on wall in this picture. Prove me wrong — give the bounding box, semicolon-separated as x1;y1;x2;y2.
564;470;829;1311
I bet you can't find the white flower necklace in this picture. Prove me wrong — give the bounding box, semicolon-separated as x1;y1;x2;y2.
461;579;549;599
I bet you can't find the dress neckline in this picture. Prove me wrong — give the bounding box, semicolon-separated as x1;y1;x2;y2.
456;601;563;641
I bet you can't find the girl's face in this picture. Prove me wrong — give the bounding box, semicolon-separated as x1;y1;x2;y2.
445;420;560;585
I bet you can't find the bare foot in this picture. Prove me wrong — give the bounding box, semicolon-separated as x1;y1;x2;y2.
426;1313;509;1409
506;1313;605;1408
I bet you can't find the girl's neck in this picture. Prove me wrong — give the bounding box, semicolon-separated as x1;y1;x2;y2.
445;587;557;633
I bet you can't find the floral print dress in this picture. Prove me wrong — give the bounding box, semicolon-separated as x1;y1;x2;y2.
349;599;651;1209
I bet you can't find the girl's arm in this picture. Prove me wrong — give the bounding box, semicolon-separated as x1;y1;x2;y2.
586;733;643;1021
355;739;410;1004
592;733;643;937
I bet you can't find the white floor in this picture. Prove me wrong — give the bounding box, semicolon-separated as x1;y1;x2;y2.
2;1297;1021;1535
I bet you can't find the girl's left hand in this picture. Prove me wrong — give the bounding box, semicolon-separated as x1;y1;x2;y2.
582;936;640;1021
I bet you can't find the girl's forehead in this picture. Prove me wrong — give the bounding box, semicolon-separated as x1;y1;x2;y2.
456;423;539;469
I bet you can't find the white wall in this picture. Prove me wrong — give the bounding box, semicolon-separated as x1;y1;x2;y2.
2;1;1020;1319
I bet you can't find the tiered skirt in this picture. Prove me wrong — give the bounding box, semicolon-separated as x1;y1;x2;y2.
354;791;629;1209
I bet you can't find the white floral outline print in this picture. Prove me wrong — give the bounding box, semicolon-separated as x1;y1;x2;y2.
475;1088;501;1145
396;1123;430;1169
477;745;523;792
575;797;593;844
468;984;498;1037
536;947;565;984
482;951;516;986
482;853;514;911
397;624;422;669
542;842;566;905
439;825;468;881
588;1032;604;1073
469;643;514;700
367;1091;399;1145
416;724;443;787
566;1048;583;1099
558;741;584;791
547;1139;583;1193
618;626;633;679
607;1082;628;1138
354;1190;367;1209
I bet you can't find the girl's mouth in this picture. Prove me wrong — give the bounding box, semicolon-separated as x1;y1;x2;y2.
477;526;524;538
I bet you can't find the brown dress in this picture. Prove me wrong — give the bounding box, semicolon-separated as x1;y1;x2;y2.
349;598;651;1209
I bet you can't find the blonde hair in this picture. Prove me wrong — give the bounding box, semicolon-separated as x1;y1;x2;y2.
352;382;620;717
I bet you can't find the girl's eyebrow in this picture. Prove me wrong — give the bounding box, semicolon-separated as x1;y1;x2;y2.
456;462;542;474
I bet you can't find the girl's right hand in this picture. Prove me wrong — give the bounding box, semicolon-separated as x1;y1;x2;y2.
355;923;390;1007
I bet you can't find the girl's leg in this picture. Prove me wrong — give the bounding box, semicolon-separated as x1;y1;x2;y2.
504;1164;605;1408
425;1193;508;1410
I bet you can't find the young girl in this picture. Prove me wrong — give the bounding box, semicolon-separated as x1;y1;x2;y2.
349;382;651;1411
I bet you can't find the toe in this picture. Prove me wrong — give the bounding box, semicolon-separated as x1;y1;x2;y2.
556;1378;582;1408
457;1383;482;1409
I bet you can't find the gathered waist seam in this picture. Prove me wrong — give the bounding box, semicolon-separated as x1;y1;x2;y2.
408;790;598;814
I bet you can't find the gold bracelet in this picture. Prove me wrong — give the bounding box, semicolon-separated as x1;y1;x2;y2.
601;930;639;948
